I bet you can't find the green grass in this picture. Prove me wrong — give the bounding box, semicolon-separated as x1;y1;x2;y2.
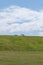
0;51;43;65
0;36;43;51
0;36;43;65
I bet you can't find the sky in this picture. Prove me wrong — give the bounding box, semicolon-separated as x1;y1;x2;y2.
0;0;43;36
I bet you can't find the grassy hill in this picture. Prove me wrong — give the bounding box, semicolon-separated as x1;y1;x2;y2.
0;36;43;65
0;36;43;51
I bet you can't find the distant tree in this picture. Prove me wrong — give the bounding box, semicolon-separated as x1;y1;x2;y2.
21;34;25;36
15;35;18;36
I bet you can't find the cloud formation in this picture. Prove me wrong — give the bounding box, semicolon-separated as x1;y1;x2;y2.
0;5;43;35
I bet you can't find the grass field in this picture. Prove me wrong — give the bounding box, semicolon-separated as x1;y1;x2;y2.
0;36;43;65
0;36;43;51
0;51;43;65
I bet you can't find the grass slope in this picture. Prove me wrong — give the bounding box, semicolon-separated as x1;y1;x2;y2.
0;51;43;65
0;36;43;65
0;36;43;51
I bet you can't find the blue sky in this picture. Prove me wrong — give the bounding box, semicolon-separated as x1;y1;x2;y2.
0;0;43;35
0;0;43;10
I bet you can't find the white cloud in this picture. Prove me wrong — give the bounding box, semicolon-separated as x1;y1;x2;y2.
0;5;43;35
